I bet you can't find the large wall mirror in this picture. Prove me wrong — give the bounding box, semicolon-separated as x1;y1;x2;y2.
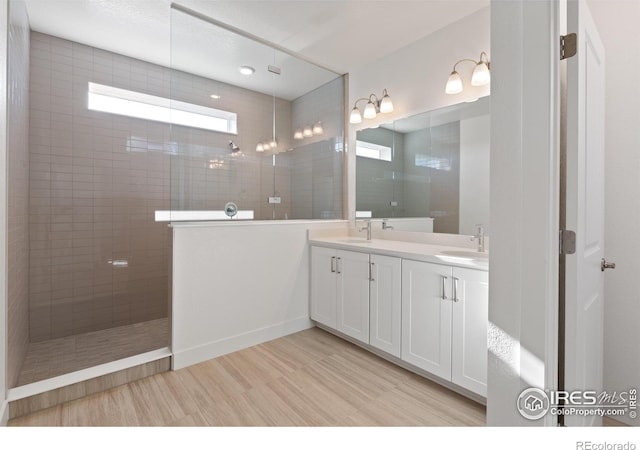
355;97;489;236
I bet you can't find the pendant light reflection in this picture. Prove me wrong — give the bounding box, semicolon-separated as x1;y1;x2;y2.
256;60;280;153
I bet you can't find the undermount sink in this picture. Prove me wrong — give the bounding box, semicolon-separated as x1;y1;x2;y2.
439;250;489;259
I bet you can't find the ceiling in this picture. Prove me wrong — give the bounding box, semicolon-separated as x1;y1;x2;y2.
22;0;489;99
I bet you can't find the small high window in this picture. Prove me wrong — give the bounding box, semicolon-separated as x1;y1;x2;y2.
87;82;237;134
355;140;392;162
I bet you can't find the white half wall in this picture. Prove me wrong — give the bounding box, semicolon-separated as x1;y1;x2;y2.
171;220;348;369
587;0;640;427
0;0;8;428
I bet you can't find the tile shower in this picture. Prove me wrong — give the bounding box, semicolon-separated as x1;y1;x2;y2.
6;1;344;388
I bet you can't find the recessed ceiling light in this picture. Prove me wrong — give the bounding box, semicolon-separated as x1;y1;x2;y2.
239;66;255;76
210;94;221;100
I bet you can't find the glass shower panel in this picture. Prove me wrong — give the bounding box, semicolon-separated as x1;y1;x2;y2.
169;5;344;221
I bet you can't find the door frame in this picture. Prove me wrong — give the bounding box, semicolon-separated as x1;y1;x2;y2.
487;0;562;426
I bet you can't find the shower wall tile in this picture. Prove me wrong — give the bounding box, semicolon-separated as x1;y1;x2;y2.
7;0;31;388
28;32;172;342
290;77;345;219
429;123;460;234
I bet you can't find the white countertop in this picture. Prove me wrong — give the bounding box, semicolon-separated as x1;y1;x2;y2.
308;236;489;271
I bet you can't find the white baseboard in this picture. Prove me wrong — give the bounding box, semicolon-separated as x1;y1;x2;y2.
0;399;8;426
172;316;313;370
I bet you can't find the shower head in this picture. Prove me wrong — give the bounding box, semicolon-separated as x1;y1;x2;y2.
229;141;240;153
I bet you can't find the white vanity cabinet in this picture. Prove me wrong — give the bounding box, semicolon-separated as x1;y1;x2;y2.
310;246;370;343
310;238;488;399
369;254;402;357
401;259;488;397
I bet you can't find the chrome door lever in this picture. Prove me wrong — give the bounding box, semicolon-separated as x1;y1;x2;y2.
601;258;616;272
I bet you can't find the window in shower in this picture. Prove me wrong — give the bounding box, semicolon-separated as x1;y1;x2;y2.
88;82;238;134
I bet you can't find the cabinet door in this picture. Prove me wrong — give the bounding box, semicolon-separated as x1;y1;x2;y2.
336;250;370;343
401;260;452;380
310;246;337;328
451;267;488;397
369;254;402;357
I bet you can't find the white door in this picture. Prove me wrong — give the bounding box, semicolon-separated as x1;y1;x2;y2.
401;260;452;380
310;246;337;328
336;250;370;343
451;267;489;397
369;254;402;357
565;0;606;427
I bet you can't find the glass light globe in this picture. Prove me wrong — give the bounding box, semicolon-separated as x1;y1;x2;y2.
363;101;377;119
445;71;463;94
471;62;490;86
349;107;362;124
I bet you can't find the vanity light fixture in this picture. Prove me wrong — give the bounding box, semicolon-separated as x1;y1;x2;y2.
303;125;313;137
445;51;491;95
293;121;323;141
349;89;394;124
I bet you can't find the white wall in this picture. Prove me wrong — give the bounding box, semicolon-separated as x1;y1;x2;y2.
487;0;560;425
459;114;490;236
588;0;640;427
171;220;347;369
0;0;9;427
347;7;490;221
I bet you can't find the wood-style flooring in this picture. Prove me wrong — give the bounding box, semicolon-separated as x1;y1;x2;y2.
9;327;486;426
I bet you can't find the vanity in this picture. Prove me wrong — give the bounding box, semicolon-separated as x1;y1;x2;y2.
308;96;491;400
308;233;488;399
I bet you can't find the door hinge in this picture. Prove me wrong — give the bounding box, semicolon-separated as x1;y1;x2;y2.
560;33;577;60
559;229;576;255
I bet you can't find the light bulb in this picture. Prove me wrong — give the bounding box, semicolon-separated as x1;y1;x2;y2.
269;139;277;149
312;121;323;135
303;126;313;137
445;71;463;94
256;142;264;152
294;129;304;140
239;66;255;75
349;107;362;124
379;91;393;114
363;101;377;119
471;61;490;86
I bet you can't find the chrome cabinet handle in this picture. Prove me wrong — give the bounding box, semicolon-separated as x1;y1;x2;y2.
330;256;336;273
369;262;375;282
336;257;342;274
452;277;459;302
441;275;448;300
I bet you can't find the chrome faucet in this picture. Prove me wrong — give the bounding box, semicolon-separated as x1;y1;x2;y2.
382;219;394;230
471;224;485;252
359;220;372;241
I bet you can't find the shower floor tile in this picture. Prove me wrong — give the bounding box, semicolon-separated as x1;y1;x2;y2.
16;318;169;386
